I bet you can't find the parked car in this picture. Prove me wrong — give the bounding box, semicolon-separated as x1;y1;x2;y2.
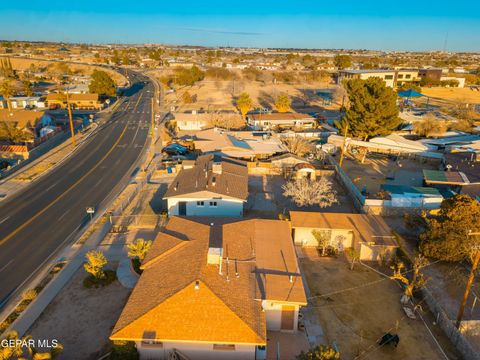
162;143;188;155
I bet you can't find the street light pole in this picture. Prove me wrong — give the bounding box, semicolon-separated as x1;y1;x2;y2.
65;90;76;147
456;233;480;329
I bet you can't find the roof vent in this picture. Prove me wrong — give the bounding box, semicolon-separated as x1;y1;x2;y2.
212;177;216;186
194;280;199;290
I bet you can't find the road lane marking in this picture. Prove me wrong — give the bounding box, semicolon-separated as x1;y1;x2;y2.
0;216;9;225
132;93;143;112
0;260;14;274
0;123;129;247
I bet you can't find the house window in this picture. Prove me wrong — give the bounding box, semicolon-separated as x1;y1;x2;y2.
209;201;218;207
197;201;205;207
385;75;394;80
213;344;235;351
406;74;411;79
398;74;404;79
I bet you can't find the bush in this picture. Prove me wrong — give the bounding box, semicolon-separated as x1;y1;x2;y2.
109;341;139;360
83;270;117;288
22;289;38;302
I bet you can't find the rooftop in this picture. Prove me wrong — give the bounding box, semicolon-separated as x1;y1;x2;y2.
248;112;315;121
164;154;248;200
290;211;397;246
0;109;46;128
111;217;306;344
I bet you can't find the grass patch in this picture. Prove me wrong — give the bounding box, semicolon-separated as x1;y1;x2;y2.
83;270;117;288
109;340;139;360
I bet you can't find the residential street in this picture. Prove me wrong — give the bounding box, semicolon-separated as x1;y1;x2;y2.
0;69;154;308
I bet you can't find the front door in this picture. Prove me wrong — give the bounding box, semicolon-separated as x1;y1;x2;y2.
178;201;187;216
280;305;295;331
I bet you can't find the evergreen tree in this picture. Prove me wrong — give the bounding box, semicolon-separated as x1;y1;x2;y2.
88;70;116;96
336;77;401;140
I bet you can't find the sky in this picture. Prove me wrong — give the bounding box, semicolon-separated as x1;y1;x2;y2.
1;1;480;51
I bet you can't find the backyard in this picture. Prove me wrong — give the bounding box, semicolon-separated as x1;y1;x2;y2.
300;255;461;360
246;174;356;219
341;154;440;197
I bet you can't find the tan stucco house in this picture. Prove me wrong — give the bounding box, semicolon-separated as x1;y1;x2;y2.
111;217;307;360
290;211;399;261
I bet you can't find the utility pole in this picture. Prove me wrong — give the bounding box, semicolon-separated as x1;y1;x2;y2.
65;91;76;146
339;122;349;167
456;233;480;329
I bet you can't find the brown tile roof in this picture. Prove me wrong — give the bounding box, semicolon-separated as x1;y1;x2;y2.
290;211;397;246
111;217;306;344
46;93;99;102
0;109;45;128
249;113;315;121
164;154;248;200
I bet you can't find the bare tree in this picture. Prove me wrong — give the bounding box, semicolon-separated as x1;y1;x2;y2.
413;114;448;138
283;137;314;156
208;112;245;130
282;177;338;207
391;254;429;300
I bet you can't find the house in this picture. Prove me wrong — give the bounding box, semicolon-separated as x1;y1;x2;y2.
8;96;45;109
164;155;248;217
192;128;287;160
246;113;316;131
443;152;480;184
290;211;398;261
381;184;444;208
337;69;419;88
269;153;309;169
0;109;54;136
110;216;307;360
46;93;103;110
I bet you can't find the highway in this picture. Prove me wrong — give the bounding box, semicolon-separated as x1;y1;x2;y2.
0;70;154;307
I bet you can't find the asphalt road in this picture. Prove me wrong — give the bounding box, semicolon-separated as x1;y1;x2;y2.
0;70;154;307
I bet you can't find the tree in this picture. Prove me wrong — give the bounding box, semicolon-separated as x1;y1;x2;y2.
111;50;121;65
23;80;34;96
336;78;401;140
283;137;314;156
334;54;352;70
420;195;480;262
297;345;340;360
175;65;205;86
208;112;245;130
413;115;447;138
391;255;428;299
127;239;152;262
0;122;34;144
84;250;107;279
181;91;194;104
345;247;360;270
89;70;116;96
312;230;331;256
397;83;421;93
275;93;291;112
236;92;253;120
282;178;338;207
0;80;15;110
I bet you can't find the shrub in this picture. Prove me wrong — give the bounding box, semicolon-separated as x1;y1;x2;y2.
109;340;139;360
83;270;117;288
22;289;38;302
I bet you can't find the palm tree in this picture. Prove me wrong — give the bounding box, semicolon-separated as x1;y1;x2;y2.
127;238;152;262
0;80;15;110
0;331;32;359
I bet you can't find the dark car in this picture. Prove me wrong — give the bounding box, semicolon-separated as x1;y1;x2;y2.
162;143;188;155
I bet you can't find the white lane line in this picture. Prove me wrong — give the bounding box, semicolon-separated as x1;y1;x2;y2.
58;208;71;222
0;216;10;225
0;259;14;274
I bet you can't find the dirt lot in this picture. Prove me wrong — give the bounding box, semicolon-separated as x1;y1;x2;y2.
341;154;440;197
9;57;127;86
246;174;357;219
420;87;480;104
28;267;131;360
301;255;461;360
149;69;341;115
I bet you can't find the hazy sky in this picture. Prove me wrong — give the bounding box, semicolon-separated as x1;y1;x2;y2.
1;0;480;51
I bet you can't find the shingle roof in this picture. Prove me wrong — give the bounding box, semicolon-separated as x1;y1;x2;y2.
290;211;397;246
111;217;306;344
249;113;315;121
164;155;248;200
0;109;45;128
46;93;99;101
